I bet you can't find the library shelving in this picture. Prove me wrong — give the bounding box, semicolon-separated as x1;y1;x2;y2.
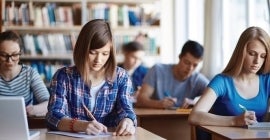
1;0;163;84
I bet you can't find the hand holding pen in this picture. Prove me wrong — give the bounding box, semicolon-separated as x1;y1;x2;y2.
236;104;257;126
82;102;108;135
162;91;177;109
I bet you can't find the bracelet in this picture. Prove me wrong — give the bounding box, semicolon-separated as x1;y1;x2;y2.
70;118;78;132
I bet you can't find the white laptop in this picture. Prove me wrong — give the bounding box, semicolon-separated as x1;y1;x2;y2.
0;96;40;140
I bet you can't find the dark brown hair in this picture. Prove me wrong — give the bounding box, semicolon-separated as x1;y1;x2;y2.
0;30;22;50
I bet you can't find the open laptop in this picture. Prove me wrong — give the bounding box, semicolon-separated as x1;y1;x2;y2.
0;96;40;140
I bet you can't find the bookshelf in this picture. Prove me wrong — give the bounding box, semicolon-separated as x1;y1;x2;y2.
1;0;165;84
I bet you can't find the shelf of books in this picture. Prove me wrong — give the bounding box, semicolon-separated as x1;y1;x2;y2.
1;0;161;84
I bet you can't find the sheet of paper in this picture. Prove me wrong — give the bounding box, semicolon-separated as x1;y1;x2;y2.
248;122;270;130
48;131;113;138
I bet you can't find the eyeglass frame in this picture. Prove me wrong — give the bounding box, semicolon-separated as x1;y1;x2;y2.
0;52;22;61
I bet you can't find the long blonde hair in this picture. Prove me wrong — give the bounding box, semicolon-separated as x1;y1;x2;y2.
222;26;270;76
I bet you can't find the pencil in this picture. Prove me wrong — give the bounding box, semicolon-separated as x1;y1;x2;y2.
82;102;96;121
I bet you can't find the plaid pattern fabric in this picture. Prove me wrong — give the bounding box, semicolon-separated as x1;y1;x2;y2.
46;66;137;129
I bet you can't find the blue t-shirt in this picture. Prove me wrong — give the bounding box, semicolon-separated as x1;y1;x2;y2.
131;65;148;91
209;74;270;121
118;64;148;92
143;63;209;107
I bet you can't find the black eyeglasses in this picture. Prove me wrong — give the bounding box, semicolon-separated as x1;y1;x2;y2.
0;52;21;61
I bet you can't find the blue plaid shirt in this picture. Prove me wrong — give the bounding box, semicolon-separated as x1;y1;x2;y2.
46;66;137;130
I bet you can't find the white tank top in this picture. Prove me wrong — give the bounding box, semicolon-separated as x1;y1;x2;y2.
90;80;105;111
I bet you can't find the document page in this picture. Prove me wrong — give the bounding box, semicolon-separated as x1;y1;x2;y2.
48;131;113;138
248;122;270;130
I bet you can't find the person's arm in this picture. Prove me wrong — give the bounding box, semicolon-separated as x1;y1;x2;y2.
136;83;176;109
182;73;210;108
57;118;107;135
114;118;135;136
28;67;50;116
26;101;48;116
108;68;136;136
181;96;200;109
188;88;256;126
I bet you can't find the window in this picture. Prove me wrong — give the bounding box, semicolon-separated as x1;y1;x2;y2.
175;0;270;78
222;0;270;69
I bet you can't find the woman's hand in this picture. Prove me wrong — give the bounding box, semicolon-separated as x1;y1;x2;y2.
235;111;257;126
26;101;48;117
26;105;46;116
85;120;107;135
26;105;35;116
113;118;135;136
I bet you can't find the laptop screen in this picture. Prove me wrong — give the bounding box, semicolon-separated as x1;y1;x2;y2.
0;96;40;140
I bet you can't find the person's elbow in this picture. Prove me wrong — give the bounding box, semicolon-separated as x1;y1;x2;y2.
188;110;200;125
134;93;146;107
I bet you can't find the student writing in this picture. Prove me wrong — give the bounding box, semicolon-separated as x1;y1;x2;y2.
189;26;270;139
136;40;209;109
46;19;137;136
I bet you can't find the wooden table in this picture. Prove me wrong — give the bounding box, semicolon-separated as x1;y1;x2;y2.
28;117;47;128
199;125;270;140
135;108;191;140
32;127;165;140
28;108;191;140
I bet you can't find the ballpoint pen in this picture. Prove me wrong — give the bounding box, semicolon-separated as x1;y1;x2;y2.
239;104;247;112
164;91;170;97
164;91;177;106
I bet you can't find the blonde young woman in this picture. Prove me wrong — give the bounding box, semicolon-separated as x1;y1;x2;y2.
46;19;136;136
189;26;270;139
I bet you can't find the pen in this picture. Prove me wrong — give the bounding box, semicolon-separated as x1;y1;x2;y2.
164;91;170;97
164;91;177;105
239;104;247;112
82;102;96;121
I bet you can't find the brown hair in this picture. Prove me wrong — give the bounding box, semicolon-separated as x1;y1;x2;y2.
222;26;270;76
0;30;22;50
73;19;116;85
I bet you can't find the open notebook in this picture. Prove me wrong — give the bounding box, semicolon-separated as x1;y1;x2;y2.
0;96;40;140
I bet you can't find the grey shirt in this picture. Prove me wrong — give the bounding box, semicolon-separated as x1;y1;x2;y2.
143;63;209;106
0;64;49;105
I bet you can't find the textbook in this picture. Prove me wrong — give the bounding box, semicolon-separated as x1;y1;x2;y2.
247;122;270;130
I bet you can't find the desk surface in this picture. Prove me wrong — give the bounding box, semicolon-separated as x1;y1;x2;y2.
32;127;165;140
200;125;270;140
134;108;190;116
28;108;191;140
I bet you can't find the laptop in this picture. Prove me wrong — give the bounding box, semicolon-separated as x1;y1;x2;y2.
0;96;40;140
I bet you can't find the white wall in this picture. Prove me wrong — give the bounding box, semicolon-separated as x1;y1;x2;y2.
160;0;175;64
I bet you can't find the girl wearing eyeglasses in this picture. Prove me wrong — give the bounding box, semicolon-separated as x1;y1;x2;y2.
0;30;49;117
